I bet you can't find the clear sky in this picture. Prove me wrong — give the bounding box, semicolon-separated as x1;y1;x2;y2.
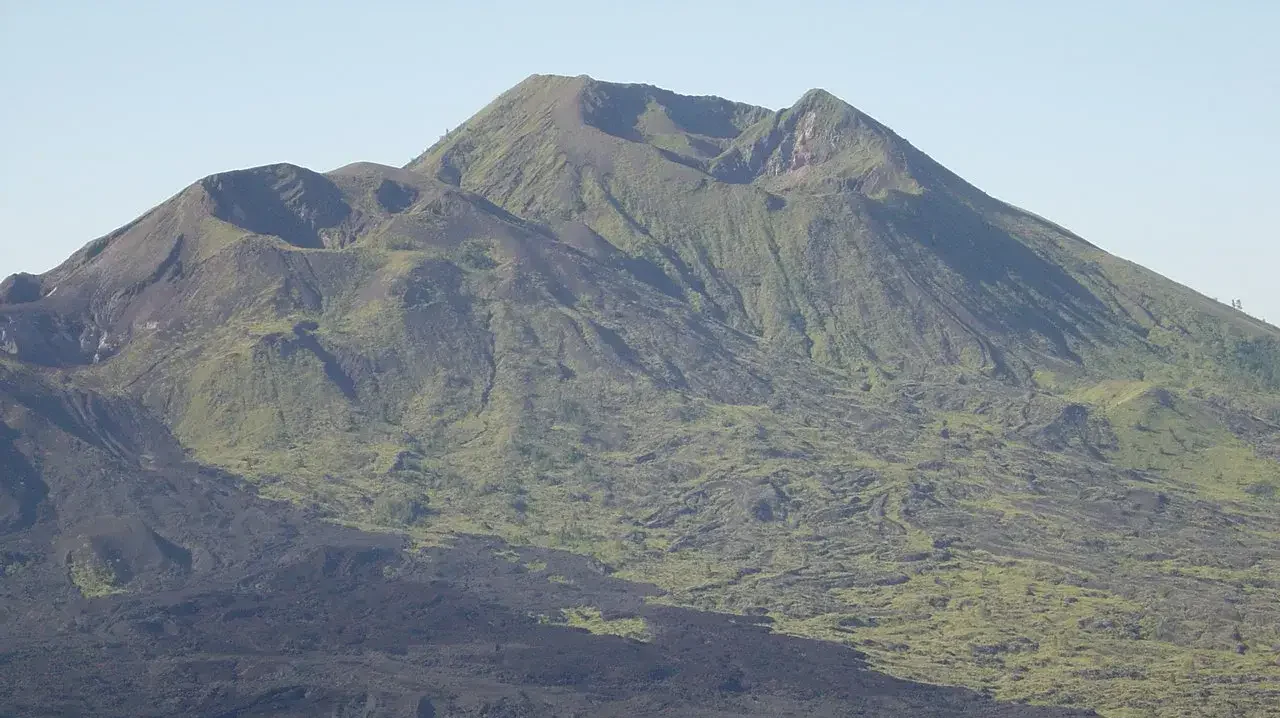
2;1;1276;322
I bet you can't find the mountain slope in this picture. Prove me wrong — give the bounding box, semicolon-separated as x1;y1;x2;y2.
3;75;1280;717
3;361;1094;717
410;74;1276;383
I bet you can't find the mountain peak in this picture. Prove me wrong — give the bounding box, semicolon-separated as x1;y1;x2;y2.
408;75;775;188
693;85;927;195
427;75;925;194
794;86;847;107
411;75;925;193
505;72;596;97
787;87;880;130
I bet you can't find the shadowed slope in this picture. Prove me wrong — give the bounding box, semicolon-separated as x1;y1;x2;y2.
0;363;1091;718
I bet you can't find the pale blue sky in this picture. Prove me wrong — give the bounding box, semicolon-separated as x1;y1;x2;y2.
2;1;1276;322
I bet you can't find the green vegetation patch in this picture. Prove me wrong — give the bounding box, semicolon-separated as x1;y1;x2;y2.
549;606;652;642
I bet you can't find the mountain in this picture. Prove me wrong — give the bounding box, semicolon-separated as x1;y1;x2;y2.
2;74;1279;717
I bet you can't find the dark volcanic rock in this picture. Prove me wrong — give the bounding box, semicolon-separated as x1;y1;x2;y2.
1;538;1095;717
0;369;1090;717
